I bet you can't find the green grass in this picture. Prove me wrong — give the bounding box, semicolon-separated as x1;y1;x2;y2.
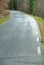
0;17;6;24
33;16;44;44
0;14;10;24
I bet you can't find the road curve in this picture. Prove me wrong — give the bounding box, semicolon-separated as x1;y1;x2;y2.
0;11;42;65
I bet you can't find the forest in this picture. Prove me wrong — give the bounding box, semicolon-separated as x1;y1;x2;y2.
0;0;44;17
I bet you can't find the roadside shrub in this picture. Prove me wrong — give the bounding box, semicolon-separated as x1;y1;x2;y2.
29;0;36;15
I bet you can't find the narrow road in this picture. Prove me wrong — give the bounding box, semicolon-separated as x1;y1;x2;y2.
0;11;43;65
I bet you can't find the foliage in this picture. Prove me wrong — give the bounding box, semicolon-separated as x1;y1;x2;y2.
0;0;9;17
9;0;17;10
0;13;10;24
29;0;36;15
13;1;17;10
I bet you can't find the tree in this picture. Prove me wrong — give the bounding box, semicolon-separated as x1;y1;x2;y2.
29;0;36;15
0;0;9;17
9;0;17;10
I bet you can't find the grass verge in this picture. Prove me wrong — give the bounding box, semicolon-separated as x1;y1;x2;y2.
0;12;10;24
33;16;44;45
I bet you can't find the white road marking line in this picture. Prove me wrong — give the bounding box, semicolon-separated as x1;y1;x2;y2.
37;47;41;55
36;31;38;35
37;37;39;41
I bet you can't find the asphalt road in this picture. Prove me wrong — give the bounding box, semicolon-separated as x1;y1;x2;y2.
0;11;43;65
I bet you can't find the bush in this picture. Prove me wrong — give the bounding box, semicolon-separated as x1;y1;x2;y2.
29;0;36;15
9;0;17;10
